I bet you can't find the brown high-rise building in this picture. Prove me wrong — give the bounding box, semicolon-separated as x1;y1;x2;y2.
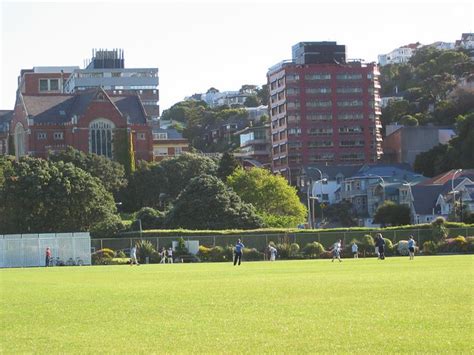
268;42;383;184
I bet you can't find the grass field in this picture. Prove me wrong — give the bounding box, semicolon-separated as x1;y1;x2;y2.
1;255;473;353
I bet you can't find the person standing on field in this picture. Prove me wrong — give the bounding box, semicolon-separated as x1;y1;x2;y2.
233;239;245;266
130;245;139;266
160;247;166;264
332;239;342;262
45;247;52;267
351;242;358;259
167;247;174;264
268;244;277;261
375;233;386;260
408;236;416;260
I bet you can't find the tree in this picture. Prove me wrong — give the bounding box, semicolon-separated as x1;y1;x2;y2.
431;217;448;242
244;95;259;107
414;112;474;177
227;168;307;227
323;201;358;227
0;157;117;234
0;155;14;189
400;114;418;126
217;152;240;181
49;147;127;193
117;161;167;212
159;153;218;199
373;201;411;227
113;129;135;177
165;174;263;229
256;84;269;106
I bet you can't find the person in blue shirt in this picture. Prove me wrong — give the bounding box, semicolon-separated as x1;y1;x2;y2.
408;236;416;260
233;239;245;266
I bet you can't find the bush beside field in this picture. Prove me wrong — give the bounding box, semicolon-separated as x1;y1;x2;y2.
90;235;474;264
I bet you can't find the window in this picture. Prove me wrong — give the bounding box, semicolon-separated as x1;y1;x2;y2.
153;133;168;140
89;119;115;158
39;80;49;91
307;128;333;136
137;132;146;140
307;114;332;121
340;153;365;161
53;132;64;140
308;140;333;148
37;132;47;140
336;87;363;94
306;87;331;94
338;113;364;120
336;73;363;80
39;79;60;92
306;101;332;108
153;147;168;156
339;126;364;134
305;73;331;80
337;100;363;107
49;79;59;91
175;147;183;155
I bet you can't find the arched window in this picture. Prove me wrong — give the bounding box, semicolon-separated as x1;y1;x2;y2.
14;123;26;159
89;119;115;158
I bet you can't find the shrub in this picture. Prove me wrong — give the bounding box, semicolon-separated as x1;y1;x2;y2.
395;240;409;256
174;237;189;257
431;217;448;242
197;245;212;262
209;246;226;262
438;236;468;253
276;243;290;259
383;238;394;256
467;237;474;253
423;241;438;255
134;207;164;230
90;214;125;238
243;248;263;261
289;243;300;257
115;250;126;258
91;248;115;265
303;242;325;258
136;240;156;263
359;234;375;256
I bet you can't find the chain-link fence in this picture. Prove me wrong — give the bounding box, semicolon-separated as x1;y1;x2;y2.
91;227;474;252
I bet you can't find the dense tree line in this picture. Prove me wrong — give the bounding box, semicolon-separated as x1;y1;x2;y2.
414;112;474;176
380;47;474;128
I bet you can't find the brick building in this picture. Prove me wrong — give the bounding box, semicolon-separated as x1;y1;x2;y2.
10;84;152;161
268;42;383;184
152;128;189;162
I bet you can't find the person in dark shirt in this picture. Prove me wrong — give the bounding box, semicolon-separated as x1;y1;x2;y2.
233;239;244;266
375;233;386;260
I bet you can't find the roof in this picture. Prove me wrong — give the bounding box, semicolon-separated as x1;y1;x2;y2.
411;185;445;215
305;164;363;180
152;127;184;139
420;169;474;185
21;88;147;125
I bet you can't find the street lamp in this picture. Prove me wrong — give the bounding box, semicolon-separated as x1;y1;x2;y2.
402;181;414;223
306;167;324;229
307;179;327;228
451;169;462;221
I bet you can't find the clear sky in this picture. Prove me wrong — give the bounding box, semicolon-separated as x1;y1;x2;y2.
1;0;472;111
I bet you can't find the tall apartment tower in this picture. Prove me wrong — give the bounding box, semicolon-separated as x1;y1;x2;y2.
268;42;383;184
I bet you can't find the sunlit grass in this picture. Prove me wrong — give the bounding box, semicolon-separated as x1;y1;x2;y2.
1;256;473;353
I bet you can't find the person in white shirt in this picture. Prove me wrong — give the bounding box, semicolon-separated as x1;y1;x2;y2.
332;240;342;262
351;242;358;259
268;245;277;261
167;247;173;264
130;245;139;266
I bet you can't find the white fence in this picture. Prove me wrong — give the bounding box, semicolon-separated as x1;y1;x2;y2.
0;232;91;268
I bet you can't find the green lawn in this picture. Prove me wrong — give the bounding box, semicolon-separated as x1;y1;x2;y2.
1;256;473;353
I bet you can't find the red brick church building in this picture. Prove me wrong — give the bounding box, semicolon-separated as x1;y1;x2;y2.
9;67;153;161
